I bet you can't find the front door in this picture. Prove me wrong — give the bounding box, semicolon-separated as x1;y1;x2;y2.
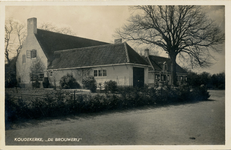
133;67;144;88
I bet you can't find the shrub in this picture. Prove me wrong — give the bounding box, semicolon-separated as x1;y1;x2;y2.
5;93;18;122
32;79;40;88
105;80;117;93
42;77;50;88
5;84;211;124
190;86;210;101
60;74;81;89
82;76;97;92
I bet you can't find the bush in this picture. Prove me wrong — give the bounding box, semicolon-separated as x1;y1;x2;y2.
5;84;211;123
190;85;210;101
82;76;97;92
42;77;50;88
5;75;17;88
5;93;18;122
105;80;117;93
32;79;40;88
60;74;81;89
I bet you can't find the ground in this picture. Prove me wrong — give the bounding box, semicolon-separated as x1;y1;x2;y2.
5;90;225;145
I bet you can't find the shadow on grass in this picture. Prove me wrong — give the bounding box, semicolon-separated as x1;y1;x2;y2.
5;98;215;131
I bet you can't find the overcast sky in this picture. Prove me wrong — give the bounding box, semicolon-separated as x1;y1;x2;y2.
5;5;225;74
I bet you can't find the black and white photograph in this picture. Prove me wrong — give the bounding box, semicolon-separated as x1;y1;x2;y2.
2;1;229;149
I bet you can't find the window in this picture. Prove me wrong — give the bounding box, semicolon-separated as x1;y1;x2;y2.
39;74;44;79
103;70;107;76
50;71;53;77
94;70;97;76
98;70;102;76
161;75;166;81
94;69;107;77
22;55;26;63
155;74;159;80
30;73;43;81
31;49;37;58
167;75;170;81
30;73;37;81
26;49;37;58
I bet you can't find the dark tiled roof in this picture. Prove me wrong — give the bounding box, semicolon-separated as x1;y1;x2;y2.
48;43;149;69
35;29;109;61
148;55;187;74
141;56;153;71
126;44;149;65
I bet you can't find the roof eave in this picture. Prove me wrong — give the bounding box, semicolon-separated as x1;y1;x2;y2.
48;62;149;71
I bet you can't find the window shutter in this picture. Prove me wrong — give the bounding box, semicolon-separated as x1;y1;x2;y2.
22;55;26;63
26;50;31;58
34;50;37;58
31;49;37;58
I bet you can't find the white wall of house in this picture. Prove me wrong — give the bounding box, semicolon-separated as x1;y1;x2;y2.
48;64;148;88
148;72;155;85
16;19;47;87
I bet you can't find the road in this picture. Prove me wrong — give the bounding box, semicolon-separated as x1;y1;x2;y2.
5;90;225;145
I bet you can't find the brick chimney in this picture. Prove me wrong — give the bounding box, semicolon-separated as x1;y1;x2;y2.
144;49;149;57
27;18;37;35
114;38;122;44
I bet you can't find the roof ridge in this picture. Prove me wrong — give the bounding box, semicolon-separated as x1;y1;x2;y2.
146;56;154;70
149;56;163;70
124;43;130;63
149;55;170;60
37;28;109;44
54;42;125;53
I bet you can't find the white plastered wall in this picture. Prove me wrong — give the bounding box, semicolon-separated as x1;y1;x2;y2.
16;33;47;87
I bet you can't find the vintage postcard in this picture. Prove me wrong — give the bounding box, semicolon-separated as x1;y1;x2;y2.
1;1;230;150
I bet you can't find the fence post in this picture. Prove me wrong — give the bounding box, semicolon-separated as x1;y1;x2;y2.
74;90;75;101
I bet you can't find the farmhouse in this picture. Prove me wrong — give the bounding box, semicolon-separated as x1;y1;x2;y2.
16;17;187;89
16;18;149;88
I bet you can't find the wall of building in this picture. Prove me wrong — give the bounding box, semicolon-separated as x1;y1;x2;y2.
16;33;47;87
148;71;187;86
49;64;149;88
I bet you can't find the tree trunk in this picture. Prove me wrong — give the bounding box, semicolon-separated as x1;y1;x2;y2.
170;53;177;86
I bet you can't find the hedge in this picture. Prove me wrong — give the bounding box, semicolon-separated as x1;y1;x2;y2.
5;85;210;123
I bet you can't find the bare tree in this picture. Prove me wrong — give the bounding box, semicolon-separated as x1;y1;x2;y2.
5;19;26;64
15;21;26;55
116;6;225;86
5;19;14;64
40;22;75;35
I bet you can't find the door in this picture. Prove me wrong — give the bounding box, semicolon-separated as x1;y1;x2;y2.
133;67;144;87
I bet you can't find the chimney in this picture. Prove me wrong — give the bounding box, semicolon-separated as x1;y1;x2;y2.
144;49;149;57
114;38;122;44
27;18;37;35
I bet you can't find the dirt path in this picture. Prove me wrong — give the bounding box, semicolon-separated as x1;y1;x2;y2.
5;90;225;145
